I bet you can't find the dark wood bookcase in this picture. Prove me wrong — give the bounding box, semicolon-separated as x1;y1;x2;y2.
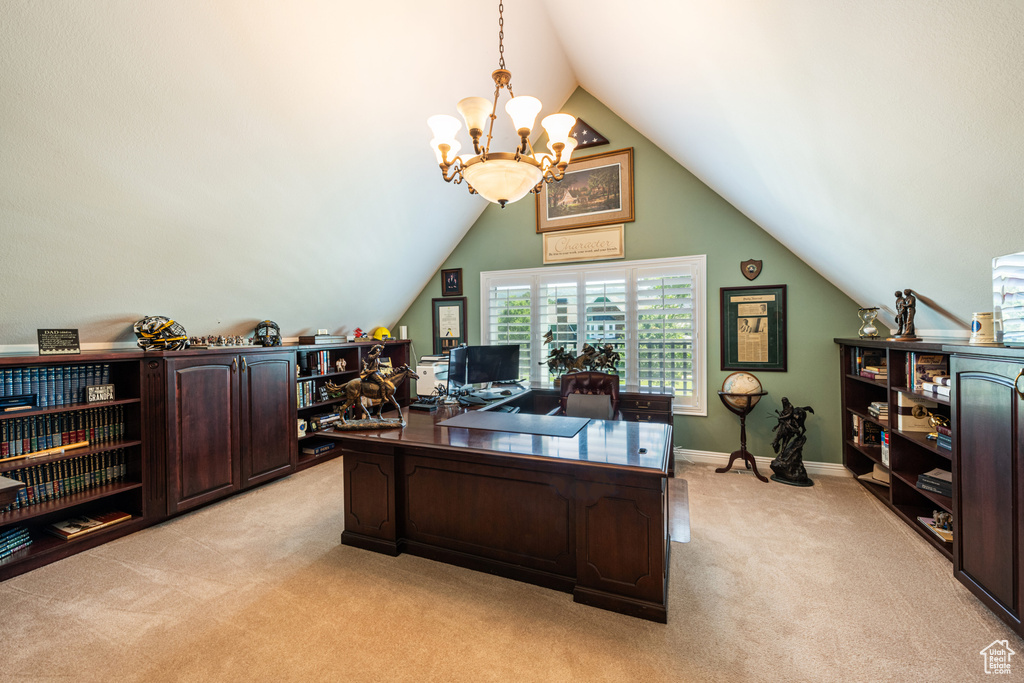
0;352;149;580
837;339;953;560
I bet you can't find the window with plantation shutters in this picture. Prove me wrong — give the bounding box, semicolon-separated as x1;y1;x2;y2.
480;256;706;416
484;277;533;381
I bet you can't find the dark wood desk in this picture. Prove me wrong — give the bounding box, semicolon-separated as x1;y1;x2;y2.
321;406;673;622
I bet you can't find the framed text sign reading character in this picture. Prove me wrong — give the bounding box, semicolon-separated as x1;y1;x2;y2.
432;297;467;354
720;284;787;372
536;147;634;233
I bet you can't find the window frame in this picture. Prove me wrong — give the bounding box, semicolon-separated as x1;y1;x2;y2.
480;255;707;416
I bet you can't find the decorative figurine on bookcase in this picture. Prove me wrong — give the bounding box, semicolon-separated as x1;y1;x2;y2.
133;316;189;351
335;358;347;373
254;320;282;347
769;397;816;487
889;289;921;341
934;510;953;532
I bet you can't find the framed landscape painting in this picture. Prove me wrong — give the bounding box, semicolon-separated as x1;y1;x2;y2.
536;147;634;233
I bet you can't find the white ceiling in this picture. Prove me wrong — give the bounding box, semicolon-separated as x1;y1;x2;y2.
1;0;1021;344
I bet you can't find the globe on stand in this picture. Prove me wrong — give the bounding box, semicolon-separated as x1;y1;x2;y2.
717;372;769;483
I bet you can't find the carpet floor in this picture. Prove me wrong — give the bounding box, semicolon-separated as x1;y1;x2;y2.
0;457;1019;682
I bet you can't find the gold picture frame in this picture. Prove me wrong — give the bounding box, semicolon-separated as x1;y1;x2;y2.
535;147;634;233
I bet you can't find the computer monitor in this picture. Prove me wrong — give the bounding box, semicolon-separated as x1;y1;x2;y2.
446;345;469;395
466;344;520;385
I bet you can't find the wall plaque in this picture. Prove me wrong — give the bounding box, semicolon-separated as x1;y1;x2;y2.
542;224;625;264
37;329;81;356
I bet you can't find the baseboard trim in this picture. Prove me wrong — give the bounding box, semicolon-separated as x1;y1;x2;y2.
674;448;851;478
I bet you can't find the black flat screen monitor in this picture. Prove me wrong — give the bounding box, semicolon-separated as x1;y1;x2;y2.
446;346;468;394
466;344;520;385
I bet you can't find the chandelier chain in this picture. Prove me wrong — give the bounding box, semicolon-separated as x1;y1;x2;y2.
497;1;505;70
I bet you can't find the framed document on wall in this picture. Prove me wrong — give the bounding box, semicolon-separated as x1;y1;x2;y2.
432;297;467;354
720;285;787;372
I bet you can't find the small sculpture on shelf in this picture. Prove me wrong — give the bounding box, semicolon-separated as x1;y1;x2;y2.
933;510;953;532
890;289;921;341
335;358;347;373
769;397;816;487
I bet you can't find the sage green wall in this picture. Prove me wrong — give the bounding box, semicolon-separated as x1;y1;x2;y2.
398;88;859;464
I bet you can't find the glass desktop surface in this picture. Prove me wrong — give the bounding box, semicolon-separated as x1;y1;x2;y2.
351;407;670;473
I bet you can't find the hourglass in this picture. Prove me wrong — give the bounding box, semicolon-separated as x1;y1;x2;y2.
858;307;879;338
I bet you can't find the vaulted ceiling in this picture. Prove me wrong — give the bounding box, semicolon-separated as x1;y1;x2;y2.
1;1;1021;344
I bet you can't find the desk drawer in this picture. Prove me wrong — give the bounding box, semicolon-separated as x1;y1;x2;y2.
621;411;672;425
620;396;672;413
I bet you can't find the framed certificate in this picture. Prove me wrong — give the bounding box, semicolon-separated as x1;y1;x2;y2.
432;297;467;354
720;285;787;372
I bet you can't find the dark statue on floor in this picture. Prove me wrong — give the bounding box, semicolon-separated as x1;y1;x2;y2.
770;397;815;487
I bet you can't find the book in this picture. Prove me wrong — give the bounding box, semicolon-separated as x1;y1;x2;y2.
920;467;952;484
921;382;951;398
936;434;952;451
918;516;953;543
298;335;348;345
913;354;949;391
860;370;887;380
46;510;131;541
895;392;938;432
916;477;952;498
881;430;890;466
302;442;336;456
861;421;882;446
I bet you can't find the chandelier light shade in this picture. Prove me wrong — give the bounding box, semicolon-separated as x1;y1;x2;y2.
428;2;576;208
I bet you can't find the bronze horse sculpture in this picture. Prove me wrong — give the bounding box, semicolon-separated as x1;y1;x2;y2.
325;364;419;423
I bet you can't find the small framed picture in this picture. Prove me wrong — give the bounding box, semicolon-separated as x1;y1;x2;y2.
441;268;463;296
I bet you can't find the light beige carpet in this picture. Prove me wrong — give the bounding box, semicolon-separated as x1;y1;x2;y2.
0;458;1018;682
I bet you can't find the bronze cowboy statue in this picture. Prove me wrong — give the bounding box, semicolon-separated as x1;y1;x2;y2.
325;348;419;424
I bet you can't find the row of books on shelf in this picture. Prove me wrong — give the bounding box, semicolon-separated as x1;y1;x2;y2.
906;352;949;397
1;406;125;459
1;449;128;513
0;364;112;407
867;401;888;420
297;379;324;409
0;525;32;560
851;415;882;446
853;348;887;379
299;350;342;377
916;467;952;498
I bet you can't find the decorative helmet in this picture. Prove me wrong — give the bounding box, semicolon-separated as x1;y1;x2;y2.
133;316;189;351
254;320;282;347
372;326;392;341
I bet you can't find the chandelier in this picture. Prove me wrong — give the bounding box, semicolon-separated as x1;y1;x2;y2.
427;2;577;208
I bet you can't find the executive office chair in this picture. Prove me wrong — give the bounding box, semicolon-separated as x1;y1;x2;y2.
550;371;622;420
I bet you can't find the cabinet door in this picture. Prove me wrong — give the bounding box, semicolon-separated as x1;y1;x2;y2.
239;352;296;487
953;356;1024;632
166;355;240;514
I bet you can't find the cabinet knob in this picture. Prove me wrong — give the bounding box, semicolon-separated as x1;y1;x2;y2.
1015;368;1024;399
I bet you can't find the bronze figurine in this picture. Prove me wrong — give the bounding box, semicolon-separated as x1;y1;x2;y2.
769;397;815;487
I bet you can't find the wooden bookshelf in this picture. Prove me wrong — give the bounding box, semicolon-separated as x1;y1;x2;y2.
0;353;147;580
837;340;952;561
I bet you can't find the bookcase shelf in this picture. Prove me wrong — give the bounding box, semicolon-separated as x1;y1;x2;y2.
0;481;142;525
0;397;140;420
838;340;952;561
0;440;143;475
